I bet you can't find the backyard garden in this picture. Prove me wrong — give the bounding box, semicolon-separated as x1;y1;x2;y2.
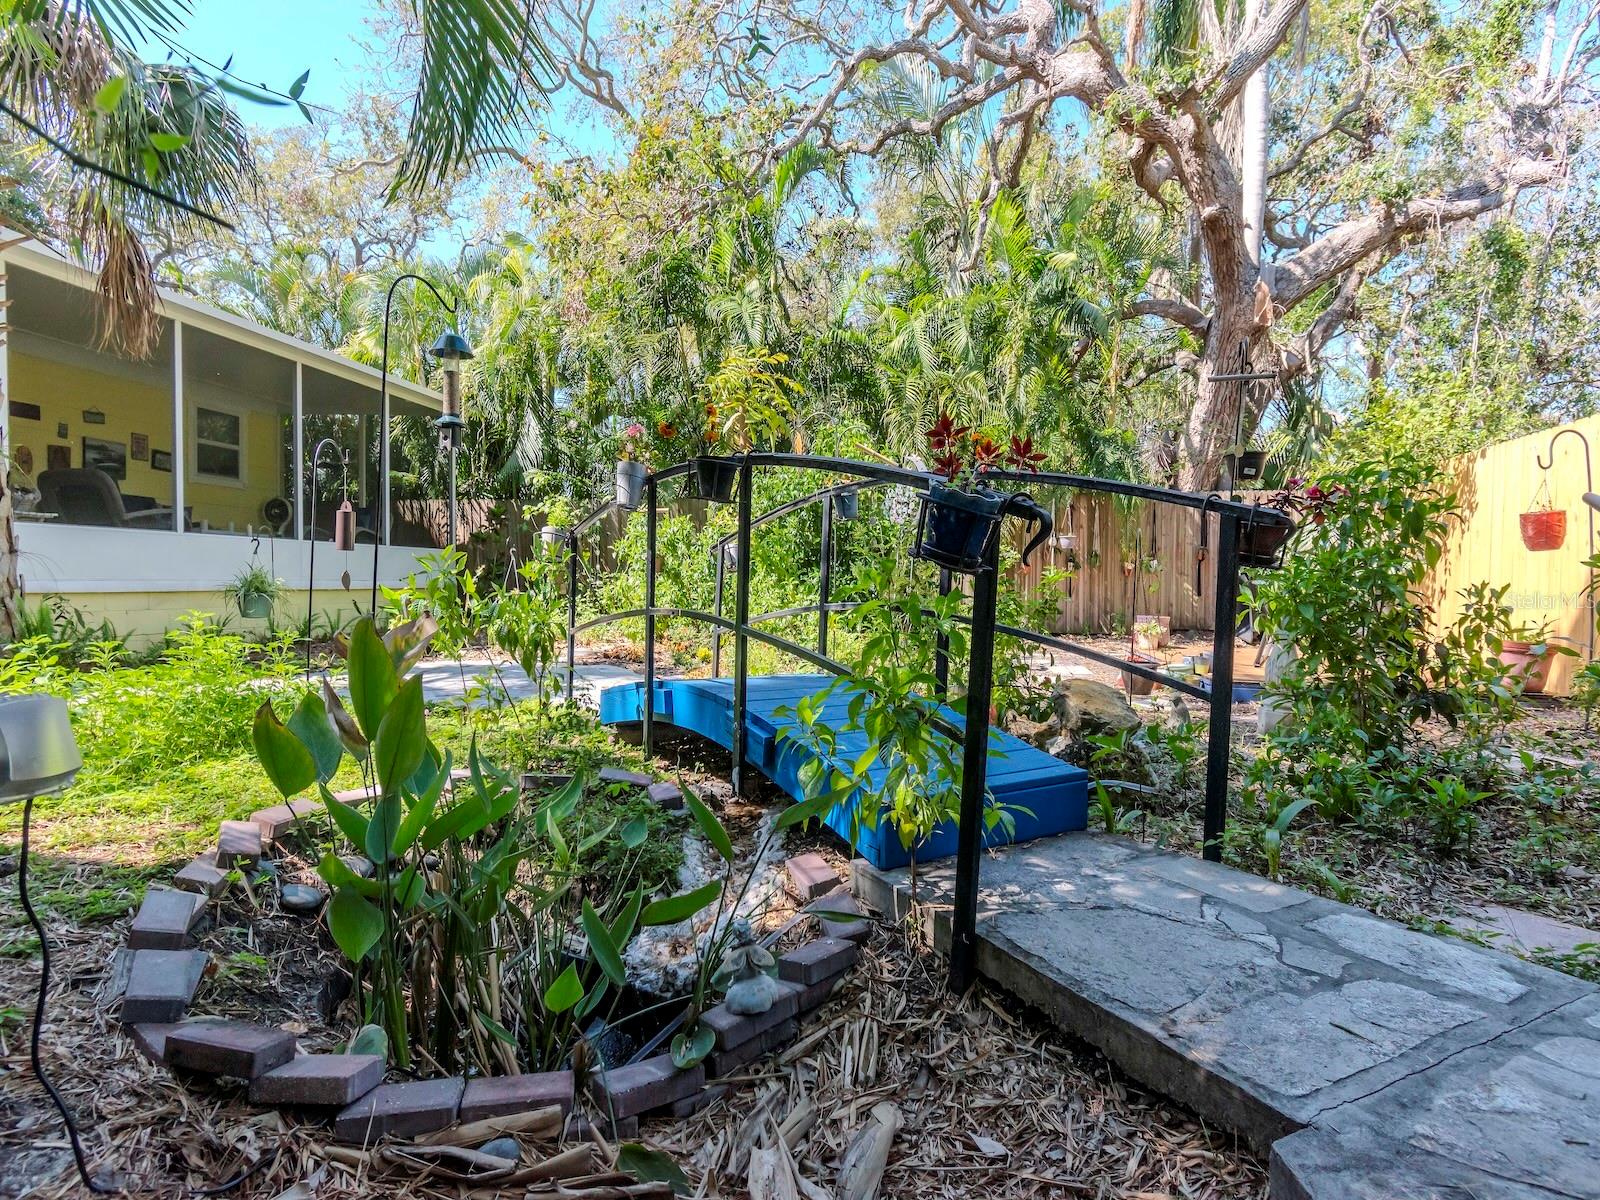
3;0;1600;1196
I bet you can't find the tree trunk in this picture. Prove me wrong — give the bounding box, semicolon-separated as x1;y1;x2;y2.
1178;315;1266;491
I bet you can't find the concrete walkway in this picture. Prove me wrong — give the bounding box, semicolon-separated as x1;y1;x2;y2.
852;834;1600;1199
408;659;642;708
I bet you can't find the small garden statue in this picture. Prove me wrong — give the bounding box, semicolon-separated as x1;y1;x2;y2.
717;919;782;1015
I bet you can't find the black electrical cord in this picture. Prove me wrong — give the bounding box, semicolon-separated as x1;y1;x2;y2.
19;794;279;1196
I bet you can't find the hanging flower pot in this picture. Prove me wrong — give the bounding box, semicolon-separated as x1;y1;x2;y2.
1135;614;1172;648
1051;532;1078;553
239;593;272;619
834;490;860;521
693;455;741;504
1519;508;1566;552
913;481;1008;573
1239;509;1296;568
616;459;648;509
541;525;568;549
1236;449;1268;482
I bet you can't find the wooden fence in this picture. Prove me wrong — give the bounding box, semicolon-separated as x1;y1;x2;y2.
1423;415;1600;696
1008;492;1225;635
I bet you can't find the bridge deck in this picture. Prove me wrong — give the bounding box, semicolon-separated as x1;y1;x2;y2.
598;674;1087;870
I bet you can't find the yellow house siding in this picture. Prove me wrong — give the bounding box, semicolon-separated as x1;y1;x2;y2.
45;588;374;647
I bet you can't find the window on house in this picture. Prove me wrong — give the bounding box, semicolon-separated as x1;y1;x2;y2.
195;406;242;480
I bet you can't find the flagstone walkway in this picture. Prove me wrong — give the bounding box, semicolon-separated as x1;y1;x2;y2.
852;833;1600;1200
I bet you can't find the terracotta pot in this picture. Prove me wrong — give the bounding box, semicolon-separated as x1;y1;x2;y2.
1519;509;1567;552
1498;640;1553;694
1121;652;1161;697
1135;614;1172;647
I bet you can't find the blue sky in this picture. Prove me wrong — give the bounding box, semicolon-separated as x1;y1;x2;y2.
143;1;383;129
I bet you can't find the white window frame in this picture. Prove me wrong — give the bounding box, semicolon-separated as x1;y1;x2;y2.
188;397;247;488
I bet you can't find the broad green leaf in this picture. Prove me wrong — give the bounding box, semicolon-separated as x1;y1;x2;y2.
93;75;127;113
620;816;648;849
320;784;370;848
670;1022;715;1070
327;889;384;961
609;886;643;948
366;793;401;864
391;786;438;858
480;1012;519;1047
316;851;382;898
347;618;397;740
405;738;443;796
288;690;343;783
253;701;316;798
582;899;627;987
347;1023;388;1060
617;1143;690;1196
684;788;733;863
543;963;583;1013
288;68;310;99
148;131;189;152
374;675;425;793
322;678;368;756
641;880;722;927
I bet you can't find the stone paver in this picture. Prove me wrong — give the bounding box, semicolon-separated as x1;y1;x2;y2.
250;1054;385;1106
589;1055;704;1119
598;765;652;788
334;1076;465;1144
710;1019;796;1078
1452;903;1600;958
646;781;684;810
164;1019;296;1079
174;852;228;896
853;833;1599;1197
702;983;802;1051
120;950;208;1024
808;887;869;942
779;937;858;986
786;853;838;901
249;798;321;842
216;820;263;869
128;888;207;950
459;1071;574;1121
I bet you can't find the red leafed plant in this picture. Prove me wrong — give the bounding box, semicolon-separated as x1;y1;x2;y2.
926;413;1046;489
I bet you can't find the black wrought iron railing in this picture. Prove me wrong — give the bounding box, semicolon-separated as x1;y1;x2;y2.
554;453;1292;990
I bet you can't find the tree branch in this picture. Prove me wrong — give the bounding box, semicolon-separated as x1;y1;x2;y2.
1128;296;1209;334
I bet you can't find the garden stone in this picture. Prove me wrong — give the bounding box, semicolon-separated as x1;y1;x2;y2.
779;937;858;986
279;884;325;914
174;853;228;897
1051;679;1139;737
588;1054;704;1119
340;854;374;878
599;765;652;788
129;1023;183;1064
216;820;263;869
785;853;838;901
459;1071;574;1121
1006;715;1056;747
1452;905;1600;958
121;949;208;1024
249;798;320;843
249;1053;384;1106
128;888;207;950
647;780;684;810
334;1076;465;1144
476;1137;519;1164
165;1019;296;1079
710;1018;796;1078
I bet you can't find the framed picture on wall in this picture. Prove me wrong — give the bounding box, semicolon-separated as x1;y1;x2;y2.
47;444;71;470
151;450;173;472
131;432;149;461
82;436;127;481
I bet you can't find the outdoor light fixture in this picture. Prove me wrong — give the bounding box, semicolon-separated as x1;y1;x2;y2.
370;276;469;616
4;696;102;1190
429;328;474;549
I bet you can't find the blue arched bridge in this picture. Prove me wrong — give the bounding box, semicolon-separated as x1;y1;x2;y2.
557;452;1292;989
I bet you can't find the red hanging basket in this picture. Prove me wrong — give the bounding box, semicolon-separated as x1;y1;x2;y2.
1520;509;1567;552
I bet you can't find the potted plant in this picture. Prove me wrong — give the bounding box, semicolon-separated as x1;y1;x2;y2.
696;348;801;504
1235;449;1268;482
914;414;1046;573
616;422;649;509
1494;625;1571;694
541;496;573;550
1133;618;1166;652
225;563;281;619
834;489;860;521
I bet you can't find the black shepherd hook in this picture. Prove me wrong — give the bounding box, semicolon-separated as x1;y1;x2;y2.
1002;492;1054;565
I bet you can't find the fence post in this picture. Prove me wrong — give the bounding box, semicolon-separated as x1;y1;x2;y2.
565;531;578;703
933;568;952;697
731;458;753;796
949;548;999;994
818;495;834;657
643;475;658;758
1203;512;1240;862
